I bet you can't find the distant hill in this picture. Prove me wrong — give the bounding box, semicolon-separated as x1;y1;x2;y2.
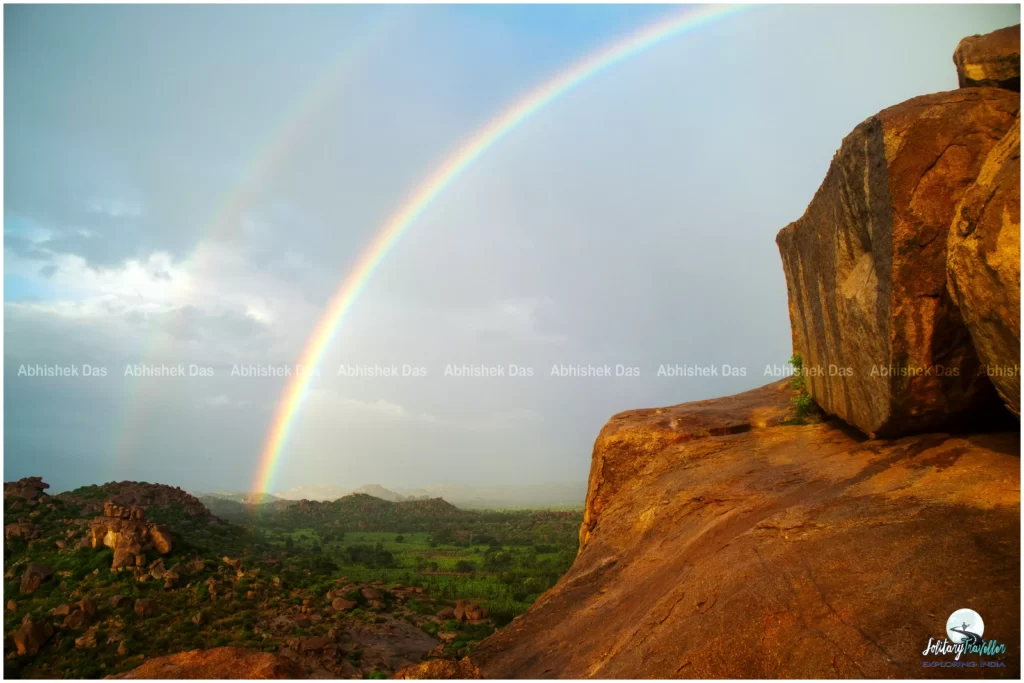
193;490;283;505
271;482;586;509
272;493;470;532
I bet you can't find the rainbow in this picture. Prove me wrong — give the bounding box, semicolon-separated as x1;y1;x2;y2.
111;10;406;480
254;4;747;493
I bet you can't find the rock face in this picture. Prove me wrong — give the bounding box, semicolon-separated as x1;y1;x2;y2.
947;113;1021;415
776;87;1018;437
954;25;1021;91
109;647;307;679
470;381;1020;678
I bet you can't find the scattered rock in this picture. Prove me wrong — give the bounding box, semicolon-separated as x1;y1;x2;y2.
360;587;382;601
6;600;16;611
331;598;357;612
12;613;53;656
75;626;98;650
954;24;1021;91
52;603;72;617
134;598;157;619
393;657;481;679
948;113;1021;415
5;522;39;543
20;563;52;594
111;595;132;609
63;608;87;629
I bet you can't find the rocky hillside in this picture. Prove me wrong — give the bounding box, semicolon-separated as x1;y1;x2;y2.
403;25;1022;679
3;479;500;678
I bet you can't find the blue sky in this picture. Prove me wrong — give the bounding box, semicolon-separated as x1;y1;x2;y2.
4;4;1020;495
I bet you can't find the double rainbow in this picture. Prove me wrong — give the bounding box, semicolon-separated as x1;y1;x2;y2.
253;4;746;493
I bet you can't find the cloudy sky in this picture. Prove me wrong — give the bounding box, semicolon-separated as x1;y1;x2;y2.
4;4;1019;495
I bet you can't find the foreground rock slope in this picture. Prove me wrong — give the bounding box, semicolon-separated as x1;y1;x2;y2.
468;381;1020;678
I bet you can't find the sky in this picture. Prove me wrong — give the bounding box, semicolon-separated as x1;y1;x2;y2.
4;3;1020;496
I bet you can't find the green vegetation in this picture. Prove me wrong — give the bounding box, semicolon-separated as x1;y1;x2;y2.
785;352;822;424
3;482;581;679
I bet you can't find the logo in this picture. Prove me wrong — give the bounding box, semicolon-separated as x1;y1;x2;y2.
946;609;984;645
922;609;1007;668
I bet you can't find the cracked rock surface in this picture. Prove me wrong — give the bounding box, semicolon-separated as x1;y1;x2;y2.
468;381;1020;678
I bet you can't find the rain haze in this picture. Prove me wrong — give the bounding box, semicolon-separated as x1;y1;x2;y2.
4;4;1020;499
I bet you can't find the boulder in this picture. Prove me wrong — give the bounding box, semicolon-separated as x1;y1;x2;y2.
360;587;382;601
12;614;53;656
52;603;72;617
5;522;39;543
6;600;16;611
954;24;1021;91
108;647;306;679
469;381;1020;678
111;595;131;609
150;525;173;554
74;626;98;649
948;114;1021;415
77;598;96;617
20;563;52;594
331;598;357;612
134;598;157;618
148;558;166;580
63;608;87;629
776;88;1018;437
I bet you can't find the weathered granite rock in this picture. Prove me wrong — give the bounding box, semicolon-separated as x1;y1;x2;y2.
776;88;1018;437
954;24;1021;91
393;657;481;679
948;114;1021;415
470;381;1020;678
108;647;306;679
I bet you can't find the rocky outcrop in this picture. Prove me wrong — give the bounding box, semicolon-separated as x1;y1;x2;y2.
954;25;1021;91
776;87;1018;437
947;113;1021;415
470;381;1020;678
393;657;481;679
108;647;307;679
90;500;173;570
4;477;49;503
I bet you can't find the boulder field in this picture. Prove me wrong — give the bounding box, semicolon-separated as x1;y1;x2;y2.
398;24;1020;680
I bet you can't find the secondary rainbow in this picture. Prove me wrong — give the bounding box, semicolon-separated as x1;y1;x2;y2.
254;4;747;493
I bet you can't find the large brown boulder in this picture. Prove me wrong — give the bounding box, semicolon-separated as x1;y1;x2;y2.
776;88;1018;437
108;647;306;679
948;114;1021;415
19;563;52;594
954;25;1021;91
11;614;53;656
470;382;1020;678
